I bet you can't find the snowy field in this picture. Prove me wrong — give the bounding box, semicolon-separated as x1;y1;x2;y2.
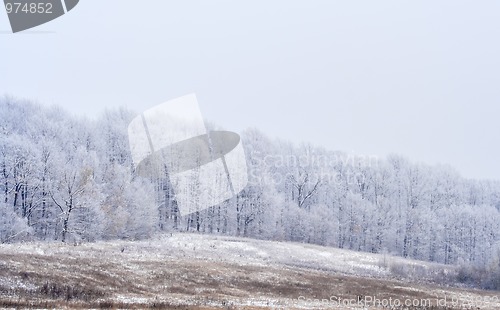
0;233;499;309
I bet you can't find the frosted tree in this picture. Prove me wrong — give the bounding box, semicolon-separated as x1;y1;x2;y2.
0;201;31;243
49;147;102;242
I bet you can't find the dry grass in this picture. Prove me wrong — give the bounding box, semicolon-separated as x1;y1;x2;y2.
0;234;498;309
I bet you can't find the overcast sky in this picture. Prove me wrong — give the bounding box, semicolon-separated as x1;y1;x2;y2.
1;1;499;180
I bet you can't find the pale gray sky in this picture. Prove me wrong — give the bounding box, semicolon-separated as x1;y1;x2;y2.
1;1;499;180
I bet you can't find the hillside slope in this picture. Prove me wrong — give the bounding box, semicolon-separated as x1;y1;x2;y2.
0;233;498;309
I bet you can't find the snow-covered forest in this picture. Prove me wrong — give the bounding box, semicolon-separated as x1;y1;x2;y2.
1;97;500;281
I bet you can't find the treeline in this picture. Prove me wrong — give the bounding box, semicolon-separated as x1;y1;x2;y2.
0;97;157;243
1;97;500;274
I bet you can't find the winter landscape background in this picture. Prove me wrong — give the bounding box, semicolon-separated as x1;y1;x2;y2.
1;96;499;298
2;1;500;308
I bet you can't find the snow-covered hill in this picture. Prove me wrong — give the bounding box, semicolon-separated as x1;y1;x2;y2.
0;233;498;309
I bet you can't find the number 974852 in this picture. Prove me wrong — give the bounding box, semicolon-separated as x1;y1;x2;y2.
5;2;53;14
